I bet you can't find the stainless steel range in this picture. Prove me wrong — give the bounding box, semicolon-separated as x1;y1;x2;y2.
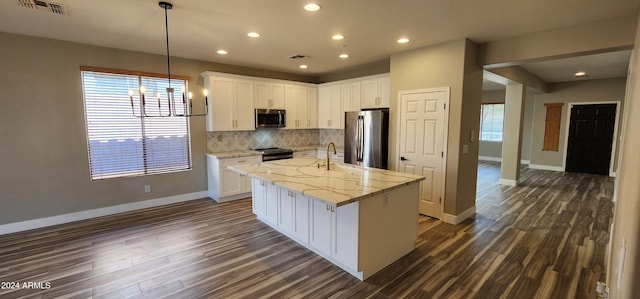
252;147;294;161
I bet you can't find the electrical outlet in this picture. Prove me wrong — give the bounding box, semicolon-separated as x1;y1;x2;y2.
144;185;151;193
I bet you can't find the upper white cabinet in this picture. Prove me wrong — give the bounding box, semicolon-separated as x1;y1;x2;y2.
342;82;361;113
307;87;318;128
255;81;285;109
361;76;390;108
285;84;318;129
318;84;342;129
202;72;255;131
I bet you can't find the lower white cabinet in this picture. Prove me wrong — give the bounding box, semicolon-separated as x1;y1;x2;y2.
310;198;333;256
252;179;267;216
207;155;261;202
248;175;420;281
279;188;310;243
264;182;279;225
309;198;359;270
253;176;359;273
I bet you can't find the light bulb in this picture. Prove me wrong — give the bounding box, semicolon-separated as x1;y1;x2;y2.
203;89;208;96
139;86;145;94
128;89;134;96
188;92;193;99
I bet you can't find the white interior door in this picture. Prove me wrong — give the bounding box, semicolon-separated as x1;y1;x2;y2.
398;89;447;218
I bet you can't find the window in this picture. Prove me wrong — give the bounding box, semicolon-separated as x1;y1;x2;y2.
81;68;192;180
480;103;504;141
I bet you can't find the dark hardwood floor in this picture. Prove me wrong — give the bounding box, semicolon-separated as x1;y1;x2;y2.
0;162;614;298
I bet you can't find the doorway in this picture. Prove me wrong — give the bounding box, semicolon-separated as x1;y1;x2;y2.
398;88;449;219
565;103;617;175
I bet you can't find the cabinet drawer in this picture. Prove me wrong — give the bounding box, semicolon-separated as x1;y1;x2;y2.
219;156;261;168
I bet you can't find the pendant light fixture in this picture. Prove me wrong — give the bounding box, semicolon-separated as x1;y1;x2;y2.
131;1;208;118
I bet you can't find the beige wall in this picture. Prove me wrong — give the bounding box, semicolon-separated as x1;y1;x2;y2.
390;39;482;216
480;14;637;66
609;12;640;298
0;32;313;225
529;78;627;170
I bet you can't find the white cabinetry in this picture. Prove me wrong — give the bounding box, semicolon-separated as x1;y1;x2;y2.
307;87;318;128
361;76;389;108
309;198;359;271
284;84;317;129
252;179;266;216
310;198;333;256
342;82;361;114
318;84;342;129
255;81;285;109
207;155;261;202
202;73;255;131
264;181;279;225
279;188;310;243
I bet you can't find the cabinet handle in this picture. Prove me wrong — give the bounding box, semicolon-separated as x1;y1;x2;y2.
238;160;246;163
326;204;329;211
330;206;335;212
260;181;265;186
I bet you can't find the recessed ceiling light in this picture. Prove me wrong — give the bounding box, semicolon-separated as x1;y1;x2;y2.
332;34;344;40
247;32;260;38
339;53;349;59
217;49;228;55
574;71;587;77
397;37;410;44
304;3;320;11
299;64;308;69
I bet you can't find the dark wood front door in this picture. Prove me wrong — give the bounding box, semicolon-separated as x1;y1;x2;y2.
566;104;617;175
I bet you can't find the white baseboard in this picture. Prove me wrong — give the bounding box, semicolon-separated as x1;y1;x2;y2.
499;178;518;186
528;164;564;172
441;205;476;225
609;171;617;178
0;191;209;235
478;156;531;165
478;156;502;162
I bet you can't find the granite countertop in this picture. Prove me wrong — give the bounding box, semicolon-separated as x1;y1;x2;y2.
228;158;424;206
205;150;261;159
290;144;344;152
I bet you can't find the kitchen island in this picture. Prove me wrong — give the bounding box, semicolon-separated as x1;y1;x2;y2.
228;158;424;280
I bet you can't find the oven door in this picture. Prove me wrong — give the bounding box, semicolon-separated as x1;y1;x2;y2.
255;109;286;128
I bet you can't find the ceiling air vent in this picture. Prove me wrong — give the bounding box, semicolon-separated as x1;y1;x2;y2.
16;0;67;15
288;54;307;60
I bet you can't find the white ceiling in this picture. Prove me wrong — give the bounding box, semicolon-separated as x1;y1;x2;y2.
1;0;638;79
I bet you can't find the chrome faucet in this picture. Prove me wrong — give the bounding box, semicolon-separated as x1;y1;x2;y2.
326;142;336;170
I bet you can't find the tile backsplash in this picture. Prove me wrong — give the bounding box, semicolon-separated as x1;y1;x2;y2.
207;129;345;152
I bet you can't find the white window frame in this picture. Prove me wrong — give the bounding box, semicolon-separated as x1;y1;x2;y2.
479;103;504;142
81;68;192;180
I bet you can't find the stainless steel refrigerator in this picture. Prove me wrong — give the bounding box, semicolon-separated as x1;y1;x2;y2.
344;109;389;169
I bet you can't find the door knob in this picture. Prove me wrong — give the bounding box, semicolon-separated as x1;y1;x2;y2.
400;156;408;161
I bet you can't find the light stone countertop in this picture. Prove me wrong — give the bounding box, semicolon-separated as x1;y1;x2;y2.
228;158;424;206
205;150;261;159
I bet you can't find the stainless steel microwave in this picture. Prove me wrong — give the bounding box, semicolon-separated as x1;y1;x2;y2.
255;109;286;128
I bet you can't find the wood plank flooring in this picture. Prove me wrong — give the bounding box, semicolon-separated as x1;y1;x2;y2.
0;162;614;298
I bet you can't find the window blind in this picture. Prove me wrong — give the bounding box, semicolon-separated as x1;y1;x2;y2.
480;103;504;142
81;70;191;180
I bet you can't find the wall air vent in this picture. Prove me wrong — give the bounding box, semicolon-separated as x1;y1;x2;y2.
288;54;307;60
16;0;67;15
